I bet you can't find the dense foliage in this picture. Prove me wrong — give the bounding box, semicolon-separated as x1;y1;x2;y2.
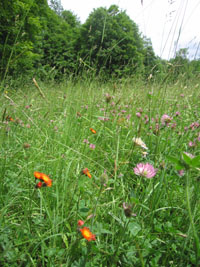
0;0;199;83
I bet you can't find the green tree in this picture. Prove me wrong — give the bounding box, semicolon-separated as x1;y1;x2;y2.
0;0;48;80
169;48;191;81
78;5;145;76
142;37;159;78
48;0;63;16
37;8;80;80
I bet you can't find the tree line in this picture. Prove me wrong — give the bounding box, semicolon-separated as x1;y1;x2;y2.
0;0;199;83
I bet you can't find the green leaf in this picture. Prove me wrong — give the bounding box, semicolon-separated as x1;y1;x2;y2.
166;155;180;165
190;155;200;168
166;155;185;169
182;152;192;165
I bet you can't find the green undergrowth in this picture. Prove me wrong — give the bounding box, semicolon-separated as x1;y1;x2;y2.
0;78;200;266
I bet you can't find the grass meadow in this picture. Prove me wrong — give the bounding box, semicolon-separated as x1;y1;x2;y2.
0;78;200;266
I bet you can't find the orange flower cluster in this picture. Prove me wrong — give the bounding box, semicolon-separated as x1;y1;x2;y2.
82;168;92;179
34;171;52;188
77;220;96;241
89;128;96;134
6;115;14;122
80;227;96;241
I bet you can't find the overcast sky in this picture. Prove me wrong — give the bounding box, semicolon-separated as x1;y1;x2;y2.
61;0;200;60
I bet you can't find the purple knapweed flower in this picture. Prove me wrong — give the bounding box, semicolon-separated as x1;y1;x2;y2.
188;141;195;147
89;144;96;150
126;114;131;120
111;101;115;106
161;114;172;125
98;117;109;121
134;163;157;178
136;112;141;118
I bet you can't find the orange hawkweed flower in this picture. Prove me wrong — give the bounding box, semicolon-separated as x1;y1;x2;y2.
79;227;96;241
6;115;14;122
90;128;96;134
34;171;52;187
82;168;92;178
36;181;43;188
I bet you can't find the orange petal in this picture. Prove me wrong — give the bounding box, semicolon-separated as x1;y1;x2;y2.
82;168;92;178
89;128;96;134
34;171;52;187
80;227;96;241
86;171;92;178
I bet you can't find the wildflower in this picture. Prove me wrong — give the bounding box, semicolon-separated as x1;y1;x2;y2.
136;112;141;118
175;111;180;116
78;220;85;227
188;141;195;147
35;181;43;188
178;170;185;177
34;171;52;187
134;163;157;178
79;227;96;241
83;139;89;144
142;151;148;158
98;117;109;121
89;144;96;150
123;202;137;218
6;115;14;122
161;114;172;125
98;117;104;121
90;128;96;134
82;168;92;178
126;114;131;120
132;137;148;150
25;105;32;109
121;110;126;113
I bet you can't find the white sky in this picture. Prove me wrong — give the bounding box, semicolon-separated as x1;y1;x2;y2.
61;0;200;60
